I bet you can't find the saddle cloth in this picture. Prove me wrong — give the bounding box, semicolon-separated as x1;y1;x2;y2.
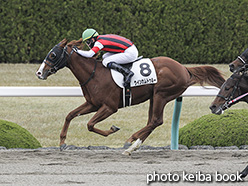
110;58;157;88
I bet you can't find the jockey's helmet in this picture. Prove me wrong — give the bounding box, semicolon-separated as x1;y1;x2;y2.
82;28;99;42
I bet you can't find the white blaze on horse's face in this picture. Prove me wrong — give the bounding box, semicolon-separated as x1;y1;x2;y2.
36;62;50;80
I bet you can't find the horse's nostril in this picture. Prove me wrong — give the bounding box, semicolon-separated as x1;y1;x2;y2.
36;71;41;76
209;105;216;111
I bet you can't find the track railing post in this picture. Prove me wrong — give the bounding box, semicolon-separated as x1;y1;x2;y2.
171;97;183;150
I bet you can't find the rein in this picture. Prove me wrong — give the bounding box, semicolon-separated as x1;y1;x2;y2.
79;59;97;86
227;92;248;105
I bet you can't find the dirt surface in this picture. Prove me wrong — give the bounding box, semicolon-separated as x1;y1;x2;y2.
0;149;247;186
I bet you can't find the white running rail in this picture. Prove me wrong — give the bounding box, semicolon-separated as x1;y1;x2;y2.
0;86;219;97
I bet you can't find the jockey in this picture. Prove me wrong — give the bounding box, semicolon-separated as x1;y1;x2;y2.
76;28;139;86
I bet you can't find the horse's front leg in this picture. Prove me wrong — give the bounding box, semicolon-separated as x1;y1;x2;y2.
60;102;97;149
87;104;120;136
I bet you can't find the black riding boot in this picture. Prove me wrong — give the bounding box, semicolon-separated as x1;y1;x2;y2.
107;62;134;86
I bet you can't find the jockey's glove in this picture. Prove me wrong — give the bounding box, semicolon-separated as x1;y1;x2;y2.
72;46;78;53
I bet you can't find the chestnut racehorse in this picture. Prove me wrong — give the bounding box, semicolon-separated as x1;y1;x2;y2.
36;39;225;155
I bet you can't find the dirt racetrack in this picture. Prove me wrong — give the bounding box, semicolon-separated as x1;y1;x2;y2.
0;148;247;186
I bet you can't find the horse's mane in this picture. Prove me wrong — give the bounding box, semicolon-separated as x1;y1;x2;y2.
67;38;102;62
67;38;85;49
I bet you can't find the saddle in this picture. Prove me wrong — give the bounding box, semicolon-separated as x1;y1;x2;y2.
121;56;144;70
110;57;157;107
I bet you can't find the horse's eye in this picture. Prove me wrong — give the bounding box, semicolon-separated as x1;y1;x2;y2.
51;52;56;59
225;86;231;91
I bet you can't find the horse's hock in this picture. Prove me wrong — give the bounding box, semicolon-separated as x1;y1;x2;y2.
179;109;248;147
0;119;41;149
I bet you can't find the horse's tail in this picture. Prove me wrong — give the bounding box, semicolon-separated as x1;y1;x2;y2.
186;66;225;88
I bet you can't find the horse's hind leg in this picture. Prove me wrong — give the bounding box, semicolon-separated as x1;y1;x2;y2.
60;102;97;148
87;104;119;136
130;96;166;142
123;95;167;155
125;98;153;145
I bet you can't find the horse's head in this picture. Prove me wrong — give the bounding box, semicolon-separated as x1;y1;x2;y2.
229;48;248;72
36;38;69;80
210;72;246;114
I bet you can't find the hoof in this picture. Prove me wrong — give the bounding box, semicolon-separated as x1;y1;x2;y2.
111;125;120;132
122;150;131;156
122;139;142;155
60;144;67;151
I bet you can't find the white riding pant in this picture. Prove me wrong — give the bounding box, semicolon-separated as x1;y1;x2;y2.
102;44;138;67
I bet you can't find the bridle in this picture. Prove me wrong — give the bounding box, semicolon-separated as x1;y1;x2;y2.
43;44;73;73
238;56;247;65
44;44;97;86
236;49;248;72
218;49;248;110
217;72;246;109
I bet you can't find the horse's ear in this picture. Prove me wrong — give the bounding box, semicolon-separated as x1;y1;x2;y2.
75;38;83;45
68;38;85;49
62;38;68;43
75;38;84;49
59;38;68;46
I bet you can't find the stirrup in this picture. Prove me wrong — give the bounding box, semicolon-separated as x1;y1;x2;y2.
124;72;134;87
